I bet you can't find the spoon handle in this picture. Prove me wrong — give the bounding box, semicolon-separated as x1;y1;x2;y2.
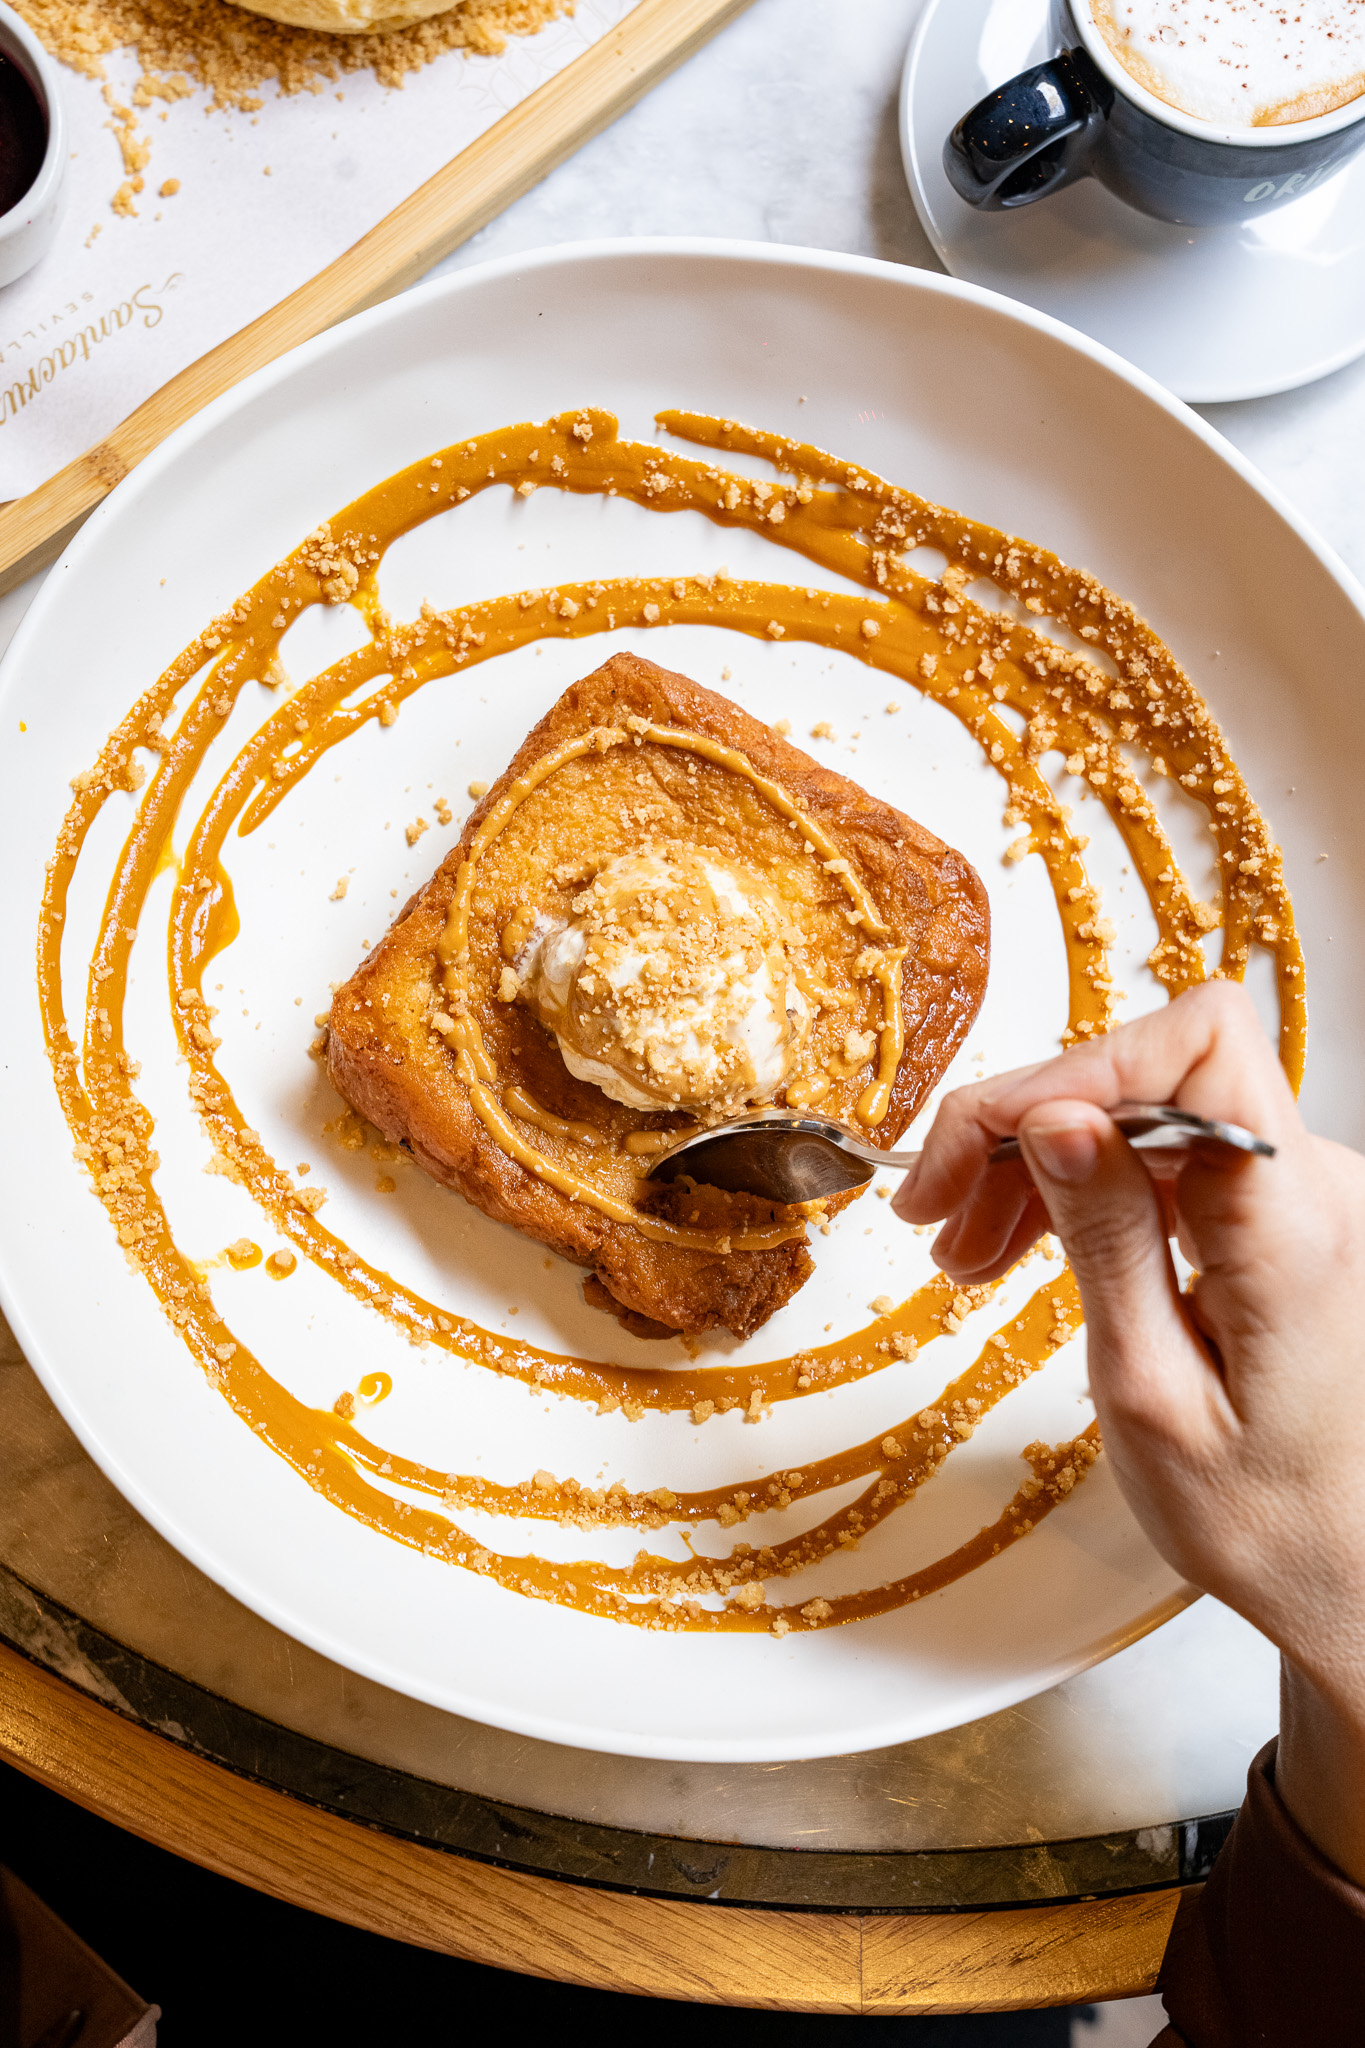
848;1142;923;1169
987;1102;1275;1165
862;1103;1274;1177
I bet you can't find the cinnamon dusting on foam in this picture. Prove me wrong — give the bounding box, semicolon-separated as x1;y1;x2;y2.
1090;0;1365;127
39;407;1302;1634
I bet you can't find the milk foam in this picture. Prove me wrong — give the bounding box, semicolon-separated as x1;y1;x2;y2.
1088;0;1365;127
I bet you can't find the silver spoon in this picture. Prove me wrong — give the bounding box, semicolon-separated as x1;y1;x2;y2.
644;1101;1275;1207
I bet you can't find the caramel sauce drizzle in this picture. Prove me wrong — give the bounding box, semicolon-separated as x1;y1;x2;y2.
37;407;1303;1636
450;1010;807;1255
502;1087;606;1148
435;715;902;1218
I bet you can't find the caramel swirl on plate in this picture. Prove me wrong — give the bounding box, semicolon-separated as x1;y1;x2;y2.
38;408;1303;1635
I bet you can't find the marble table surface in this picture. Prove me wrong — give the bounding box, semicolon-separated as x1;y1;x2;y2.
0;1307;1268;1878
7;0;1359;1858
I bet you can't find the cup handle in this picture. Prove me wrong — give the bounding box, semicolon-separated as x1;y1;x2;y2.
944;48;1112;211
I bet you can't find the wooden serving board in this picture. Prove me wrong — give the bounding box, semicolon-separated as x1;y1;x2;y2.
0;0;752;598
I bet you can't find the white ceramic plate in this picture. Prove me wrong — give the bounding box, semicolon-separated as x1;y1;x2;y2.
902;0;1365;404
0;242;1360;1762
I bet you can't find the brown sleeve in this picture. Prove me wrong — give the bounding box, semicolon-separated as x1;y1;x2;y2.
1154;1737;1365;2046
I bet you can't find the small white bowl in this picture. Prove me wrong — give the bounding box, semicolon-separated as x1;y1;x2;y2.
0;1;66;291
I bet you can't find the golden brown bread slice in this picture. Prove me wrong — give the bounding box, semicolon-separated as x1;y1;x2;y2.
327;652;989;1339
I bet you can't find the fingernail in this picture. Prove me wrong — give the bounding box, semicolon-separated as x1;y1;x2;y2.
931;1215;964;1266
890;1162;920;1219
1022;1122;1098;1184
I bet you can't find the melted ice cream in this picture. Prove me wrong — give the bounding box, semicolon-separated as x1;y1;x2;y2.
515;847;808;1118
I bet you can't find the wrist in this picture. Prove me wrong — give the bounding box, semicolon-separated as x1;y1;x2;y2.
1276;1656;1365;1888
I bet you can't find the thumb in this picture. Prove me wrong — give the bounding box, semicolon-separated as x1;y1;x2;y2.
1017;1101;1197;1425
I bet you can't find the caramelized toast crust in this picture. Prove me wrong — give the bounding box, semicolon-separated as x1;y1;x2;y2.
327;652;989;1337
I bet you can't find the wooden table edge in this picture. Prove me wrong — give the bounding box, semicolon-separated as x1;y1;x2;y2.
0;0;755;598
0;1641;1186;2013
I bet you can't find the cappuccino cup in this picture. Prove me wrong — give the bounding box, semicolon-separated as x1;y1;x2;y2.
945;0;1365;226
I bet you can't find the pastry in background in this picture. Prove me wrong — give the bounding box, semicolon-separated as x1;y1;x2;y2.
230;0;477;32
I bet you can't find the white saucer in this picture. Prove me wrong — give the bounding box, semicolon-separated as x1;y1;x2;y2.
901;0;1365;403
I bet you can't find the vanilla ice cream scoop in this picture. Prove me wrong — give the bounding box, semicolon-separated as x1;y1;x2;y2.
515;846;808;1118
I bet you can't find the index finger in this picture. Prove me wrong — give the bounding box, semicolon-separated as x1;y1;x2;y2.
897;981;1300;1226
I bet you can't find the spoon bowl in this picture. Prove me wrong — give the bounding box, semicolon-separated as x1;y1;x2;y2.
646;1111;904;1206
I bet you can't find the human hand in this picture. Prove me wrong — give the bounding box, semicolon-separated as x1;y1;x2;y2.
893;982;1365;1879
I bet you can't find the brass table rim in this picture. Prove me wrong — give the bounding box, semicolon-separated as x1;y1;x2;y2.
0;1633;1191;2013
0;1564;1232;1917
